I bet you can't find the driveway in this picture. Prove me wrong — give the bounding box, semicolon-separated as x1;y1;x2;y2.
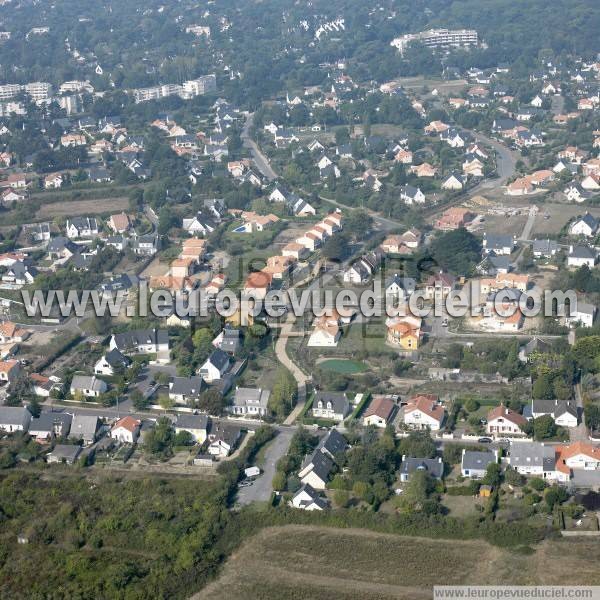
236;427;295;504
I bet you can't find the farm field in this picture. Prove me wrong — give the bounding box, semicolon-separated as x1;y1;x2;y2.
194;525;600;600
532;203;600;237
36;196;130;218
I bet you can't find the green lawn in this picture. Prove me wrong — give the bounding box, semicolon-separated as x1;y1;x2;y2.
319;359;368;374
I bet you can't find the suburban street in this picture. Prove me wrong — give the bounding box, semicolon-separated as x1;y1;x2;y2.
236;427;295;504
242;113;278;181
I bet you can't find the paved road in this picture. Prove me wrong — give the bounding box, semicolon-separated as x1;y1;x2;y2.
471;131;518;189
242;113;278;181
518;207;537;242
512;207;537;267
571;383;589;442
236;427;295;504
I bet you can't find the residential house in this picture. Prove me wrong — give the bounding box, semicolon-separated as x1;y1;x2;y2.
400;185;426;205
508;442;569;482
108;212;132;233
563;301;596;328
399;456;443;482
0;406;31;432
385;274;416;303
385;316;422;350
70;375;107;398
110;329;169;355
363;396;397;428
307;313;342;347
316;429;347;460
29;412;71;441
531;399;578;428
532;239;559;258
228;387;270;417
434;207;474;230
2;261;37;285
461;449;498;478
169;376;205;405
47;445;82;465
425;272;456;299
199;349;231;382
66;217;99;239
312;391;350;421
441;172;465;191
207;423;241;457
243;271;272;300
0;321;29;344
569;213;599;238
557;441;600;472
30;373;60;397
486;405;527;437
402;394;445;431
69;415;99;445
483;234;515;255
298;450;334;490
174;414;209;443
93;348;131;376
0;359;20;383
567;244;598;268
110;416;141;444
290;484;328;510
564;184;591;203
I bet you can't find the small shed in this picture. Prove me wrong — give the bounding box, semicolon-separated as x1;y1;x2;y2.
479;484;493;498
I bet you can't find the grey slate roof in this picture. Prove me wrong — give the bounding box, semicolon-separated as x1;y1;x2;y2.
317;429;347;459
0;406;31;426
112;328;168;350
531;399;577;420
174;413;209;431
69;415;99;440
170;376;205;399
233;387;270;410
509;441;556;471
29;412;72;435
314;391;349;416
302;449;334;482
207;348;231;371
399;456;444;479
461;449;497;472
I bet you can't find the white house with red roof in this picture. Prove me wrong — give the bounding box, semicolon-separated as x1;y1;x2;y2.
403;394;445;431
486;404;527;437
110;416;141;444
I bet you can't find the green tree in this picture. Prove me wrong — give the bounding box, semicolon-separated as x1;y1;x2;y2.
545;485;569;510
398;431;436;458
429;228;482;275
533;415;557;440
269;368;297;418
321;233;349;261
159;395;175;412
130;389;149;411
482;462;502;487
197;390;225;416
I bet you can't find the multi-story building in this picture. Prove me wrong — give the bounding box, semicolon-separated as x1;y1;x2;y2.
0;84;21;101
24;82;53;101
391;28;478;54
133;74;216;103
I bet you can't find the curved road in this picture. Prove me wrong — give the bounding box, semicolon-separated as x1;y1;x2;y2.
471;131;518;189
